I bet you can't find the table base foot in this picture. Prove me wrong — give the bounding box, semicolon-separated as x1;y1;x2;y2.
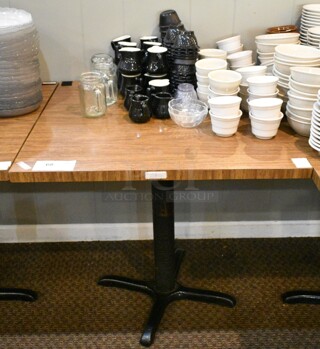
98;248;236;347
282;290;320;304
0;288;37;302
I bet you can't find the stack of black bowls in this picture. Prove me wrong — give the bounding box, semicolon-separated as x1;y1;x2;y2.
159;9;199;94
168;30;199;93
159;9;182;42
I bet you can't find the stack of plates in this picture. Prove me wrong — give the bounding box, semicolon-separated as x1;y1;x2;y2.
309;98;320;153
273;44;320;100
0;8;42;117
307;26;320;47
300;4;320;45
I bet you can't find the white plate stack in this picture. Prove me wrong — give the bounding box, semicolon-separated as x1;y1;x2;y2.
273;44;320;102
307;26;320;47
0;8;42;117
309;94;320;153
300;4;320;45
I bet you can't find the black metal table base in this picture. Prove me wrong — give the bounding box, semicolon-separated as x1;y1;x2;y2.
0;288;37;302
282;290;320;304
98;181;236;346
98;248;235;347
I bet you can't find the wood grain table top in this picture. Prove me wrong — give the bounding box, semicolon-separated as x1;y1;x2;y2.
8;82;320;183
0;83;58;181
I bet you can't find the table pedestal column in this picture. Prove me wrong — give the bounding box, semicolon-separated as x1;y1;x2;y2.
98;180;236;347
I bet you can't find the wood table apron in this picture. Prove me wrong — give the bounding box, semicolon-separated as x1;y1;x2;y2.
0;83;58;302
8;82;320;346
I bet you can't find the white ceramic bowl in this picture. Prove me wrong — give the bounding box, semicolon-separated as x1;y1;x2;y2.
216;35;241;52
287;89;317;108
208;69;242;94
287;115;311;136
196;89;209;104
168;98;208;128
195;58;228;76
208;95;242;116
286;104;312;121
288;77;320;94
227;50;253;67
249;111;284;139
226;44;244;54
290;66;320;84
255;33;300;44
235;65;267;84
286;102;312;118
210;110;242;137
196;72;209;85
275;43;320;61
247;88;279;100
248;97;283;119
255;41;278;53
247;75;279;95
208;86;240;98
257;51;275;58
197;83;209;93
199;48;227;60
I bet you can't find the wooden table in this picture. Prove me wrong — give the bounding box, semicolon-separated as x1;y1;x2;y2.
8;83;320;346
0;83;58;182
0;83;57;302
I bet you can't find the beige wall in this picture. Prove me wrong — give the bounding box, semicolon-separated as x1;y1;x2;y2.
0;0;318;81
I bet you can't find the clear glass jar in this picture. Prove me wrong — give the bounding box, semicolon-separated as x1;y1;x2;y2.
90;53;118;106
79;71;106;117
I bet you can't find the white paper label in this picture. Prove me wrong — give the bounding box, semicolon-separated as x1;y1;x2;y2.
291;158;312;169
145;171;168;180
32;160;77;172
17;161;32;170
0;161;11;171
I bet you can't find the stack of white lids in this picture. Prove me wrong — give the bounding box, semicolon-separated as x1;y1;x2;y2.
0;8;42;117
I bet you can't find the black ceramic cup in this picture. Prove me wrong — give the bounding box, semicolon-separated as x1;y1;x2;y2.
151;92;173;119
124;84;143;110
129;94;152;123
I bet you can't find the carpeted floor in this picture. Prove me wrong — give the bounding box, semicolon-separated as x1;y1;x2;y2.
1;238;320;348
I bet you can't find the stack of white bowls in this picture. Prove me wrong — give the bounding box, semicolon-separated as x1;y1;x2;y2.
307;26;320;47
207;69;242;99
198;48;227;60
227;50;254;70
255;32;300;73
195;58;227;104
285;66;320;137
216;35;243;54
236;65;267;111
248;98;284;139
247;75;279;101
309;95;320;153
300;4;320;45
208;96;242;137
273;44;320;100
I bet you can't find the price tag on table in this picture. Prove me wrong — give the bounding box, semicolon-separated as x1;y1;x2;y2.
0;161;11;171
291;158;312;169
32;160;77;172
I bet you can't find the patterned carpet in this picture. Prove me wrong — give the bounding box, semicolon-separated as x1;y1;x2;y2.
1;238;320;348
